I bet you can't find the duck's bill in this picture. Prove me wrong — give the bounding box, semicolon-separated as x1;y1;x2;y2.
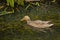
21;18;26;21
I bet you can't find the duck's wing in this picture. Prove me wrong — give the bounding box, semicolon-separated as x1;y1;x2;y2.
32;20;44;25
27;20;43;26
34;20;51;24
42;21;51;23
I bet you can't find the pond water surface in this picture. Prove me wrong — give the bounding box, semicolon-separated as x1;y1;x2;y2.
0;5;60;40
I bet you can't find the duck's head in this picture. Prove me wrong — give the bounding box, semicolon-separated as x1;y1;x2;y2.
21;16;30;21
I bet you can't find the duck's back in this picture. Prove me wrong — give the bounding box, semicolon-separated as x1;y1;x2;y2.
27;21;53;28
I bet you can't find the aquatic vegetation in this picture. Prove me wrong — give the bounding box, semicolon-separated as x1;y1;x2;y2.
6;0;14;7
0;8;14;16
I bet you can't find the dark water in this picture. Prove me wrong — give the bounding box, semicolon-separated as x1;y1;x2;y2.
0;5;60;40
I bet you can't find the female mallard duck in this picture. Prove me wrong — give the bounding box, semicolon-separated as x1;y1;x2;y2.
21;16;54;29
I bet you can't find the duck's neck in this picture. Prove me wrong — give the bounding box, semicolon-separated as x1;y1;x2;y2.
27;19;31;22
27;19;31;21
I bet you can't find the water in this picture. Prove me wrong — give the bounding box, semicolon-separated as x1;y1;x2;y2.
0;5;60;40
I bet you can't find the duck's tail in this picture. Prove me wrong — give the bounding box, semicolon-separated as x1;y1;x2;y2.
49;24;54;27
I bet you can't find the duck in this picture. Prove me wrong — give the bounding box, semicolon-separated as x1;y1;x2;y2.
21;16;54;29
